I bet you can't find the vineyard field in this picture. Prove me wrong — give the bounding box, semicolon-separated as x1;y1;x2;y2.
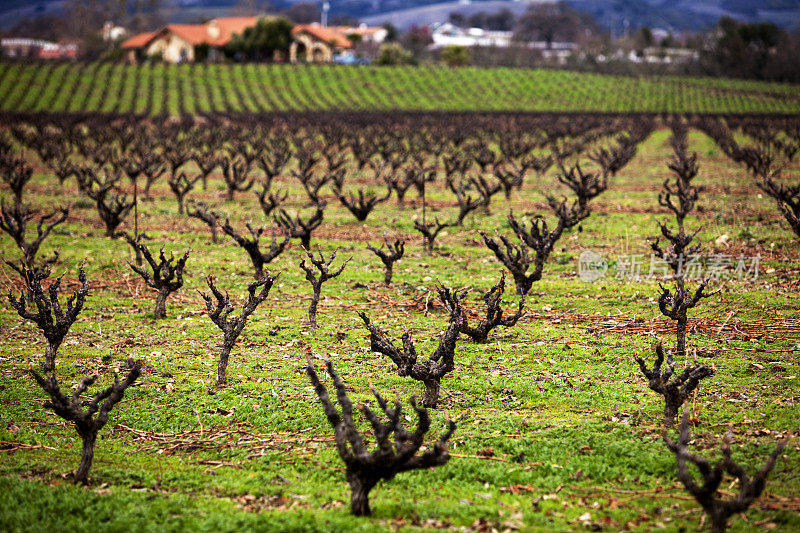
1;103;799;530
1;62;800;115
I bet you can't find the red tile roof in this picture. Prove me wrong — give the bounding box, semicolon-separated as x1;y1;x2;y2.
163;24;211;45
121;32;156;49
292;24;352;48
121;17;262;49
210;17;261;44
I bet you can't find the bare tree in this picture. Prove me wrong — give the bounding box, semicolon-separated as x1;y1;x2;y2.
556;163;609;210
528;154;554;180
94;192;134;238
0;201;67;269
335;186;392;222
299;246;350;328
447;179;482;226
256;138;291;191
658;279;710;359
481;160;608;294
350;134;378;170
7;265;89;372
413;217;451;253
192;151;219;191
0;151;33;204
513;2;600;49
442;151;472;184
163;136;192;179
481;229;533;296
695;118;798;238
756;174;800;238
306;359;455;516
37;135;77;186
454;273;524;343
468;174;502;214
275;203;326;250
651;124;711;357
75;164;116;196
292;146;325;204
78;167;134;237
117;153;144;189
140;152;168;200
255;188;287;217
186;201;221;244
483;204;586;295
219;156;254;201
408;166;437;197
358;288;463;407
168;172;200;215
221;219;290;280
298;172;333;206
321;140;349;174
663;410;786;533
123;231;149;267
588;135;638;176
635;343;715;425
229;136;261;169
384;169;415;207
127;240;190;319
328;168;347;191
199;275;277;386
468;139;497;173
491;161;527;199
366;234;405;284
30;360;143;484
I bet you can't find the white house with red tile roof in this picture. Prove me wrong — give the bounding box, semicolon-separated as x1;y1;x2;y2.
289;23;354;63
121;17;262;63
123;18;385;64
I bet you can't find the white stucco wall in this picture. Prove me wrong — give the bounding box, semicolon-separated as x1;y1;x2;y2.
146;34;194;63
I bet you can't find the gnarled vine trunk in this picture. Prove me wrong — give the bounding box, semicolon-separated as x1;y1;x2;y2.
217;344;232;386
154;288;169;319
423;380;441;409
74;430;97;484
347;474;377;516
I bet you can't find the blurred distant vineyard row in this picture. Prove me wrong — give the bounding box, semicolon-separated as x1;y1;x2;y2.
1;62;800;115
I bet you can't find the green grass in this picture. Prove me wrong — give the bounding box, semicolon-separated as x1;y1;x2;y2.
0;124;799;531
1;62;800;115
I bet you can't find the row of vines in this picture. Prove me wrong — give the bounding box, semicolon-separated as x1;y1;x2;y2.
1;62;800;115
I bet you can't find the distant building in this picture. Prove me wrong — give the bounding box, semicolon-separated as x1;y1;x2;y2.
428;22;577;64
526;41;577;64
121;17;263;63
102;21;128;42
123;18;384;64
290;23;353;63
627;46;699;64
430;23;512;48
1;38;78;59
330;24;388;44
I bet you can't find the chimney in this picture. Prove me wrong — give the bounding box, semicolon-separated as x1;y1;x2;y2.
207;19;220;39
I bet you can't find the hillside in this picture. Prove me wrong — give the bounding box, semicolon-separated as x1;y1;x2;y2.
2;0;800;32
1;62;799;116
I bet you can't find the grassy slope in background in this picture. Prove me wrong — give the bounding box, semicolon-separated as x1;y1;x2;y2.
1;63;800;115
